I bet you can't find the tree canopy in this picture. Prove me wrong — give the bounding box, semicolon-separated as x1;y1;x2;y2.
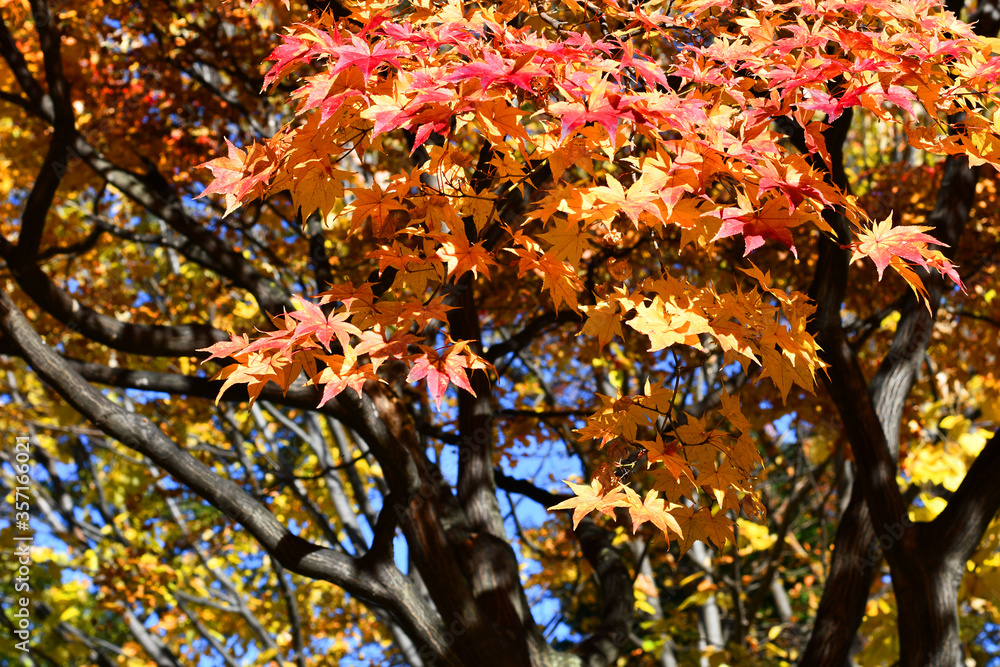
2;0;1000;665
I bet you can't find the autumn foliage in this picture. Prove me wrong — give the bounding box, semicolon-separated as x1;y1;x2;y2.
3;0;1000;665
200;0;987;550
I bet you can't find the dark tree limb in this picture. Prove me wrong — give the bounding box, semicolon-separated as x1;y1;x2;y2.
65;133;292;316
27;0;73;123
494;468;568;506
336;385;522;667
0;12;290;316
448;275;505;538
802;1;997;656
14;128;72;261
572;514;635;667
803;38;989;667
0;285;464;667
87;212;273;283
0;343;397;451
0;234;230;356
929;428;1000;563
888;429;1000;666
0;88;33;109
10;1;76;260
869;155;976;454
485;309;578;362
805;109;908;538
800;108;909;666
272;563;308;667
47;617;120;667
0;11;48;111
36;224;103;261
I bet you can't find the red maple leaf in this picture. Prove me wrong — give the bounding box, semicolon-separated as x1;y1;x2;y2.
617;41;669;90
446;50;509;91
197;140;275;216
756;159;833;211
796;84;870;121
405;344;480;409
848;217;947;280
714;197;801;257
550;79;625;141
263;35;313;89
285;296;362;351
330;35;404;80
361;95;412;137
294;71;365;123
380;22;433;47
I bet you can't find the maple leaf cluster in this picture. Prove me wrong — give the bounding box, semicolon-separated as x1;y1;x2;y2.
201;286;485;410
561;379;764;552
199;0;1000;545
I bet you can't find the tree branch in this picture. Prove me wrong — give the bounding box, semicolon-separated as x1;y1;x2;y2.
28;0;73;123
0;285;462;666
67;132;292;316
12;0;76;259
0;11;47;111
494;468;568;507
928;428;1000;562
0;234;230;356
801;109;910;666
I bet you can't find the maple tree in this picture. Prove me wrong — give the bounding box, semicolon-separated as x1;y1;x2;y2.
3;0;1000;665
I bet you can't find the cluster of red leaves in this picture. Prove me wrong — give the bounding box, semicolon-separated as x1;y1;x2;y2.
201;286;486;410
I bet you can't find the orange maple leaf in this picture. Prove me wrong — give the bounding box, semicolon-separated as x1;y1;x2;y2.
643;435;693;483
549;479;628;530
714;196;802;257
311;356;373;406
210;352;281;407
346;183;407;237
621;486;683;538
437;236;497;280
199;333;251;363
591;174;662;225
580;301;623;349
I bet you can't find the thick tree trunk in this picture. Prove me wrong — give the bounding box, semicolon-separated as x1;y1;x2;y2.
802;481;878;666
892;545;965;667
895;429;1000;666
799;1;1000;654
